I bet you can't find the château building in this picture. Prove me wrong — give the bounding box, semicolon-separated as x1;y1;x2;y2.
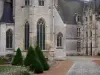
0;0;100;61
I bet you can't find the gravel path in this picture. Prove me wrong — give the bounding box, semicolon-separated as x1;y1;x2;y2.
66;56;100;61
67;61;100;75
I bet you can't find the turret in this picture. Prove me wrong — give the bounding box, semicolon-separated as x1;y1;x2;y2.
0;0;14;23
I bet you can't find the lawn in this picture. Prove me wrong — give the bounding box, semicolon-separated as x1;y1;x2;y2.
0;66;31;75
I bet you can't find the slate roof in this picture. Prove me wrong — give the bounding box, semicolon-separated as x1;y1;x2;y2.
58;0;84;24
0;1;14;23
1;0;99;24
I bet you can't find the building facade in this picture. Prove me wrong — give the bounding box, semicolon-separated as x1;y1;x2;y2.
0;0;67;60
81;0;100;56
1;0;100;61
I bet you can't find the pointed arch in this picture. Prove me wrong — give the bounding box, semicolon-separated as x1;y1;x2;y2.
57;32;63;47
37;18;45;50
6;29;13;48
25;21;30;50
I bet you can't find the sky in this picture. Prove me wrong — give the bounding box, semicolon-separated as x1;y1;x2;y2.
83;0;91;1
85;0;90;1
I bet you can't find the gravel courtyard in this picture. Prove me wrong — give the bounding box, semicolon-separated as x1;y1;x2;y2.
38;56;100;75
66;57;100;75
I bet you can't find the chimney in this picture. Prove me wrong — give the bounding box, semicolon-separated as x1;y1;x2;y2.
0;0;14;23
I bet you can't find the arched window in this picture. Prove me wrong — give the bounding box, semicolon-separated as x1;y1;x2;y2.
57;32;63;48
39;0;44;6
37;18;45;50
25;21;30;50
6;29;13;48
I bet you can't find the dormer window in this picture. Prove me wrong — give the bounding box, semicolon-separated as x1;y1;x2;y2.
75;13;81;23
39;0;44;6
77;16;80;22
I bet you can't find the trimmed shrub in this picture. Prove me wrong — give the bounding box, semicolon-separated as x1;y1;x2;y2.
98;52;100;56
24;46;34;66
34;59;44;74
0;59;4;65
12;48;23;66
30;59;43;74
24;46;43;73
35;45;50;71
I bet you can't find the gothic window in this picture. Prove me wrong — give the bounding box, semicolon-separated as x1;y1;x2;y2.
39;0;44;6
90;16;92;21
37;18;45;50
77;28;80;37
57;32;63;48
25;21;30;50
90;31;92;37
25;0;30;6
6;29;13;48
85;17;88;21
77;42;81;52
90;42;92;55
86;31;87;36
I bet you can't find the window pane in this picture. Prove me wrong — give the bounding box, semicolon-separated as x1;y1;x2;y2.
37;25;39;45
43;25;45;50
39;0;44;6
57;37;59;46
77;42;81;52
6;29;13;48
42;1;44;6
25;0;29;6
6;36;9;48
25;0;27;5
37;18;45;50
9;37;12;48
57;33;63;48
25;22;29;50
40;25;42;49
60;37;62;46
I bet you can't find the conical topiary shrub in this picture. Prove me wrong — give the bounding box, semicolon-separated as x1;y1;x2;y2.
24;46;33;67
12;48;23;66
24;46;43;73
33;59;44;74
29;58;43;74
35;45;50;71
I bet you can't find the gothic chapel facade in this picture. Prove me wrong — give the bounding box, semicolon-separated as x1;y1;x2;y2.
0;0;67;60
